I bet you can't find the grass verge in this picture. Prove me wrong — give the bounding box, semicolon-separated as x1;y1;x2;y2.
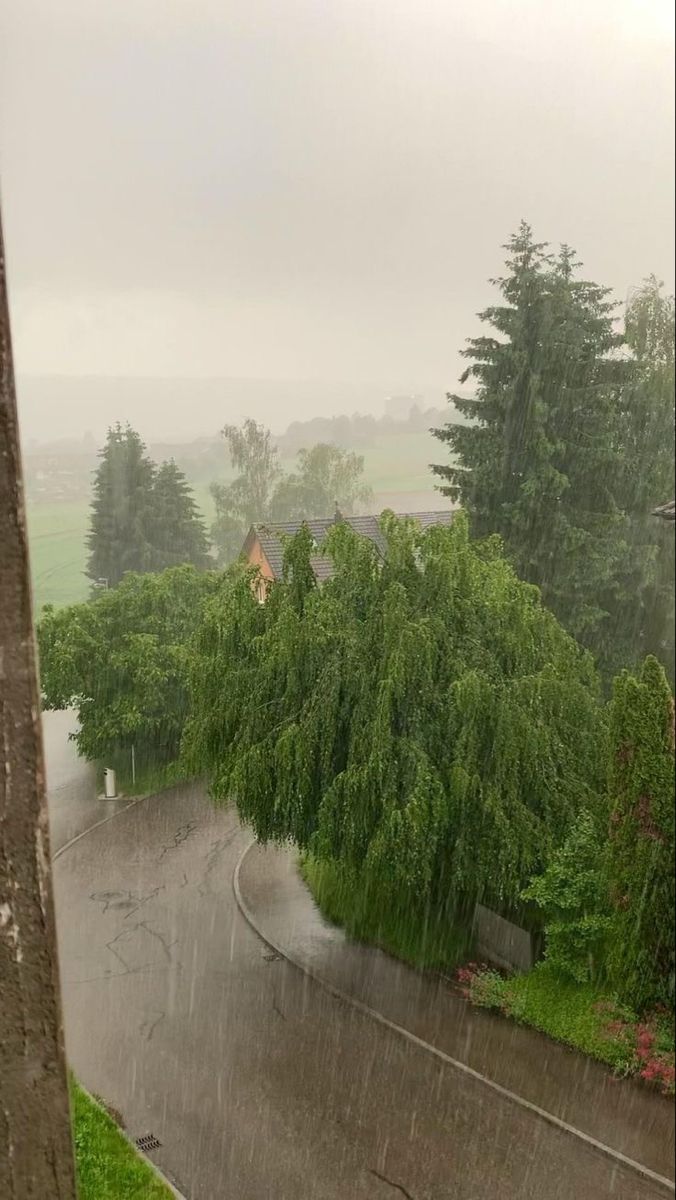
300;854;471;972
460;961;675;1095
71;1081;173;1199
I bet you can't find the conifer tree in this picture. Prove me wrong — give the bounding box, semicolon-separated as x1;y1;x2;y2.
432;225;673;677
150;460;211;571
86;424;156;587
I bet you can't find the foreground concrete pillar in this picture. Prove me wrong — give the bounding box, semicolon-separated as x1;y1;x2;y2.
0;210;77;1195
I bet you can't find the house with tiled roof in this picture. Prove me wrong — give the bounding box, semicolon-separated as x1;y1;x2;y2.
241;509;454;600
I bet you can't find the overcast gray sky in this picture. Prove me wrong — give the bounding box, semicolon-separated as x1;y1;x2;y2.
1;0;674;419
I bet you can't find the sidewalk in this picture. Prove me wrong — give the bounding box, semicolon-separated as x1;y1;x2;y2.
237;841;675;1186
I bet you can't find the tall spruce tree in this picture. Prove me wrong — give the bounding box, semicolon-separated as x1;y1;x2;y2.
86;424;157;587
614;279;675;679
149;460;211;571
432;223;663;676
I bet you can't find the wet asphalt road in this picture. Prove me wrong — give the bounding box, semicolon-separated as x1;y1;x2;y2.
45;714;673;1200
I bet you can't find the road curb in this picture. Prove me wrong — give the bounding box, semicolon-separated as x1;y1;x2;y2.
233;838;675;1196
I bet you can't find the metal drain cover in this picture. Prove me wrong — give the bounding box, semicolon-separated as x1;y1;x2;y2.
135;1133;162;1152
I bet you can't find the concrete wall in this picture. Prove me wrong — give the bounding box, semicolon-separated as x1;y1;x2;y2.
472;903;537;973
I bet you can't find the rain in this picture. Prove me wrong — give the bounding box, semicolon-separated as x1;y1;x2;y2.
1;2;674;1199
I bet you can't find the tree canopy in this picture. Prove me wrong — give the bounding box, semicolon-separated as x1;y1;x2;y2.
210;420;372;563
184;513;605;914
148;460;210;572
39;566;221;766
270;443;372;521
432;226;675;679
87;424;210;587
210;420;282;564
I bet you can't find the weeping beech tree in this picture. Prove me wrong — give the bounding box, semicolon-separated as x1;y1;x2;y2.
185;513;605;916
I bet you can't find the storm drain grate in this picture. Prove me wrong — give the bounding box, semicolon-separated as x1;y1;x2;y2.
135;1133;162;1152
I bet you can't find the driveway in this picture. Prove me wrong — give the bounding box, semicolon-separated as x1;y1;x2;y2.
45;714;672;1200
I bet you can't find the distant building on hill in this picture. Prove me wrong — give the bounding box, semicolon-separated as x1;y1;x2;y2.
384;394;424;420
241;510;454;601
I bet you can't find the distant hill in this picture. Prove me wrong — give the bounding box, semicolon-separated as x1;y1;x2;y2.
16;374;445;446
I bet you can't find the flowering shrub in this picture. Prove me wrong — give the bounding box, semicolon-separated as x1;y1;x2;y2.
456;961;675;1096
599;1011;676;1095
457;963;509;1011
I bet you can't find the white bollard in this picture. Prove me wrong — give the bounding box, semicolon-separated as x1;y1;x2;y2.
103;768;117;799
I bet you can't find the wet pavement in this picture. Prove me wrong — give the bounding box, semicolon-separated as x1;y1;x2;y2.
239;843;676;1184
45;714;675;1199
44;709;130;852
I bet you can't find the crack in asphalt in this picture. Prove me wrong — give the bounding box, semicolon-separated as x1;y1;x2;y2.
90;886;165;919
368;1168;416;1200
157;821;200;862
140;1011;166;1042
197;829;241;896
104;921;177;974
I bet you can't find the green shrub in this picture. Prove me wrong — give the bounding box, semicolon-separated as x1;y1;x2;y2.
458;962;675;1093
522;809;611;984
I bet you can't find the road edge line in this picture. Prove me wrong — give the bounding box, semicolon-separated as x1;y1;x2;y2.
233;838;675;1196
52;795;149;861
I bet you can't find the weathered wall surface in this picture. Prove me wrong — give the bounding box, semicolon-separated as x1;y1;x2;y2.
0;213;76;1197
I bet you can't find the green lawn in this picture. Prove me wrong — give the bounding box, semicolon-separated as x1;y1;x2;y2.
72;1081;173;1199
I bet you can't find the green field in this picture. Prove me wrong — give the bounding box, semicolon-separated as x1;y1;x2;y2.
26;487;217;614
26;429;446;612
27;500;91;613
361;429;442;494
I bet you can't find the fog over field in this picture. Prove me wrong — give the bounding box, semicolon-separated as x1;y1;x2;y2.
2;0;673;446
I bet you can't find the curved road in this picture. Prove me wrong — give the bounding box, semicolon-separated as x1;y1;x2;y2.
46;714;670;1200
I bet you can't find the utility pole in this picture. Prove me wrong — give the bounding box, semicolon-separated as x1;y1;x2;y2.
0;207;77;1195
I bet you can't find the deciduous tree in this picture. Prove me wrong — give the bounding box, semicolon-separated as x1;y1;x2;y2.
39;566;220;768
185;514;605;918
271;443;372;520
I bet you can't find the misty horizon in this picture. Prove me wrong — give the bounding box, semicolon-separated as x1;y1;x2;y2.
2;0;673;428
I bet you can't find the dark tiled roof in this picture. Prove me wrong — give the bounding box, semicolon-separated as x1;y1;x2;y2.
248;511;454;581
653;500;675;522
